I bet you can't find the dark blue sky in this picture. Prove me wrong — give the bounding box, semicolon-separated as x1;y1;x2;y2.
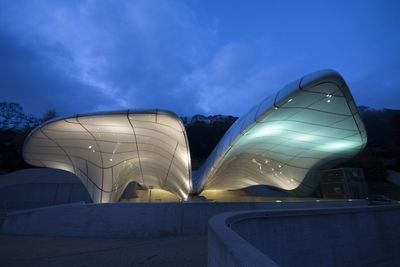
0;0;399;117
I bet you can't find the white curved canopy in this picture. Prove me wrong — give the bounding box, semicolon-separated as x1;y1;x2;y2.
195;70;367;195
23;110;192;202
23;70;367;201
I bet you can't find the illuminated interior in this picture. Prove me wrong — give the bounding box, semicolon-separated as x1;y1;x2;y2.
120;188;181;203
23;70;366;202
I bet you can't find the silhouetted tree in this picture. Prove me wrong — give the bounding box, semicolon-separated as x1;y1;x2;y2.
0;102;26;130
0;102;46;172
42;109;58;122
185;115;237;169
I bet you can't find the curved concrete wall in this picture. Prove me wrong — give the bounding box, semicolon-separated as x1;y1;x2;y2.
208;205;400;267
0;169;92;212
0;200;365;239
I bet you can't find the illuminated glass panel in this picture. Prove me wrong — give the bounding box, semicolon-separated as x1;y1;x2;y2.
23;70;366;200
195;70;367;195
23;110;192;202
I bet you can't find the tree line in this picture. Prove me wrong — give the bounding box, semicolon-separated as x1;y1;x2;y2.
0;102;57;172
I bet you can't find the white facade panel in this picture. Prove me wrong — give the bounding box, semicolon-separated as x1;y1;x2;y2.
23;110;192;202
195;70;367;195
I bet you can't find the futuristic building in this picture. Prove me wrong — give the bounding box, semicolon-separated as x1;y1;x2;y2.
23;70;367;202
23;110;192;203
194;70;367;195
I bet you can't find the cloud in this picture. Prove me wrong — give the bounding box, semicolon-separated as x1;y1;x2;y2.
180;41;302;115
349;63;400;110
0;0;399;118
0;0;216;116
0;30;112;115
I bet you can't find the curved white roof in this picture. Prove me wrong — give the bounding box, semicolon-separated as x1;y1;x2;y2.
23;110;192;202
23;69;367;201
195;70;367;195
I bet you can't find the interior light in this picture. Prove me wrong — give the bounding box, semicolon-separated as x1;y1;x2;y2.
327;99;331;103
109;158;113;161
92;149;95;153
320;141;359;151
88;145;92;149
295;134;315;142
288;98;293;103
251;125;283;138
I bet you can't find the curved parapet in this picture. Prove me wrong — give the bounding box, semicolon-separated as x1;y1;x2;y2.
208;206;400;267
23;110;192;203
196;70;367;195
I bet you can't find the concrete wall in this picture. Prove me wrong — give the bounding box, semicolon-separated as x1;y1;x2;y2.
0;169;92;211
0;200;365;239
0;183;91;211
208;205;400;267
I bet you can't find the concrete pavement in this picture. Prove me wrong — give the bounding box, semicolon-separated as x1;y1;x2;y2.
0;234;207;267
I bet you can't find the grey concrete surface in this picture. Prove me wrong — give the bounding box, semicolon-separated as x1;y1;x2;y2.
0;234;207;267
0;200;366;239
208;205;400;267
0;168;92;211
208;220;278;267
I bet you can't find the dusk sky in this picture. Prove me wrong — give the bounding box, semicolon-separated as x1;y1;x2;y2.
0;0;399;117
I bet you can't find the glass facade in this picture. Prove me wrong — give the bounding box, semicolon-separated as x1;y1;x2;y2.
23;70;367;201
194;70;367;196
23;110;192;202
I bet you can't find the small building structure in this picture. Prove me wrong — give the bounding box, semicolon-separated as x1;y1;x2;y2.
320;168;368;199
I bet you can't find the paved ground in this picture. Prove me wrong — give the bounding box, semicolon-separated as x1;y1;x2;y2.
0;234;207;267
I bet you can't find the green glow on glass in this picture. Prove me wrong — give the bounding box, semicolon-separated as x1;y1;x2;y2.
319;141;360;152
